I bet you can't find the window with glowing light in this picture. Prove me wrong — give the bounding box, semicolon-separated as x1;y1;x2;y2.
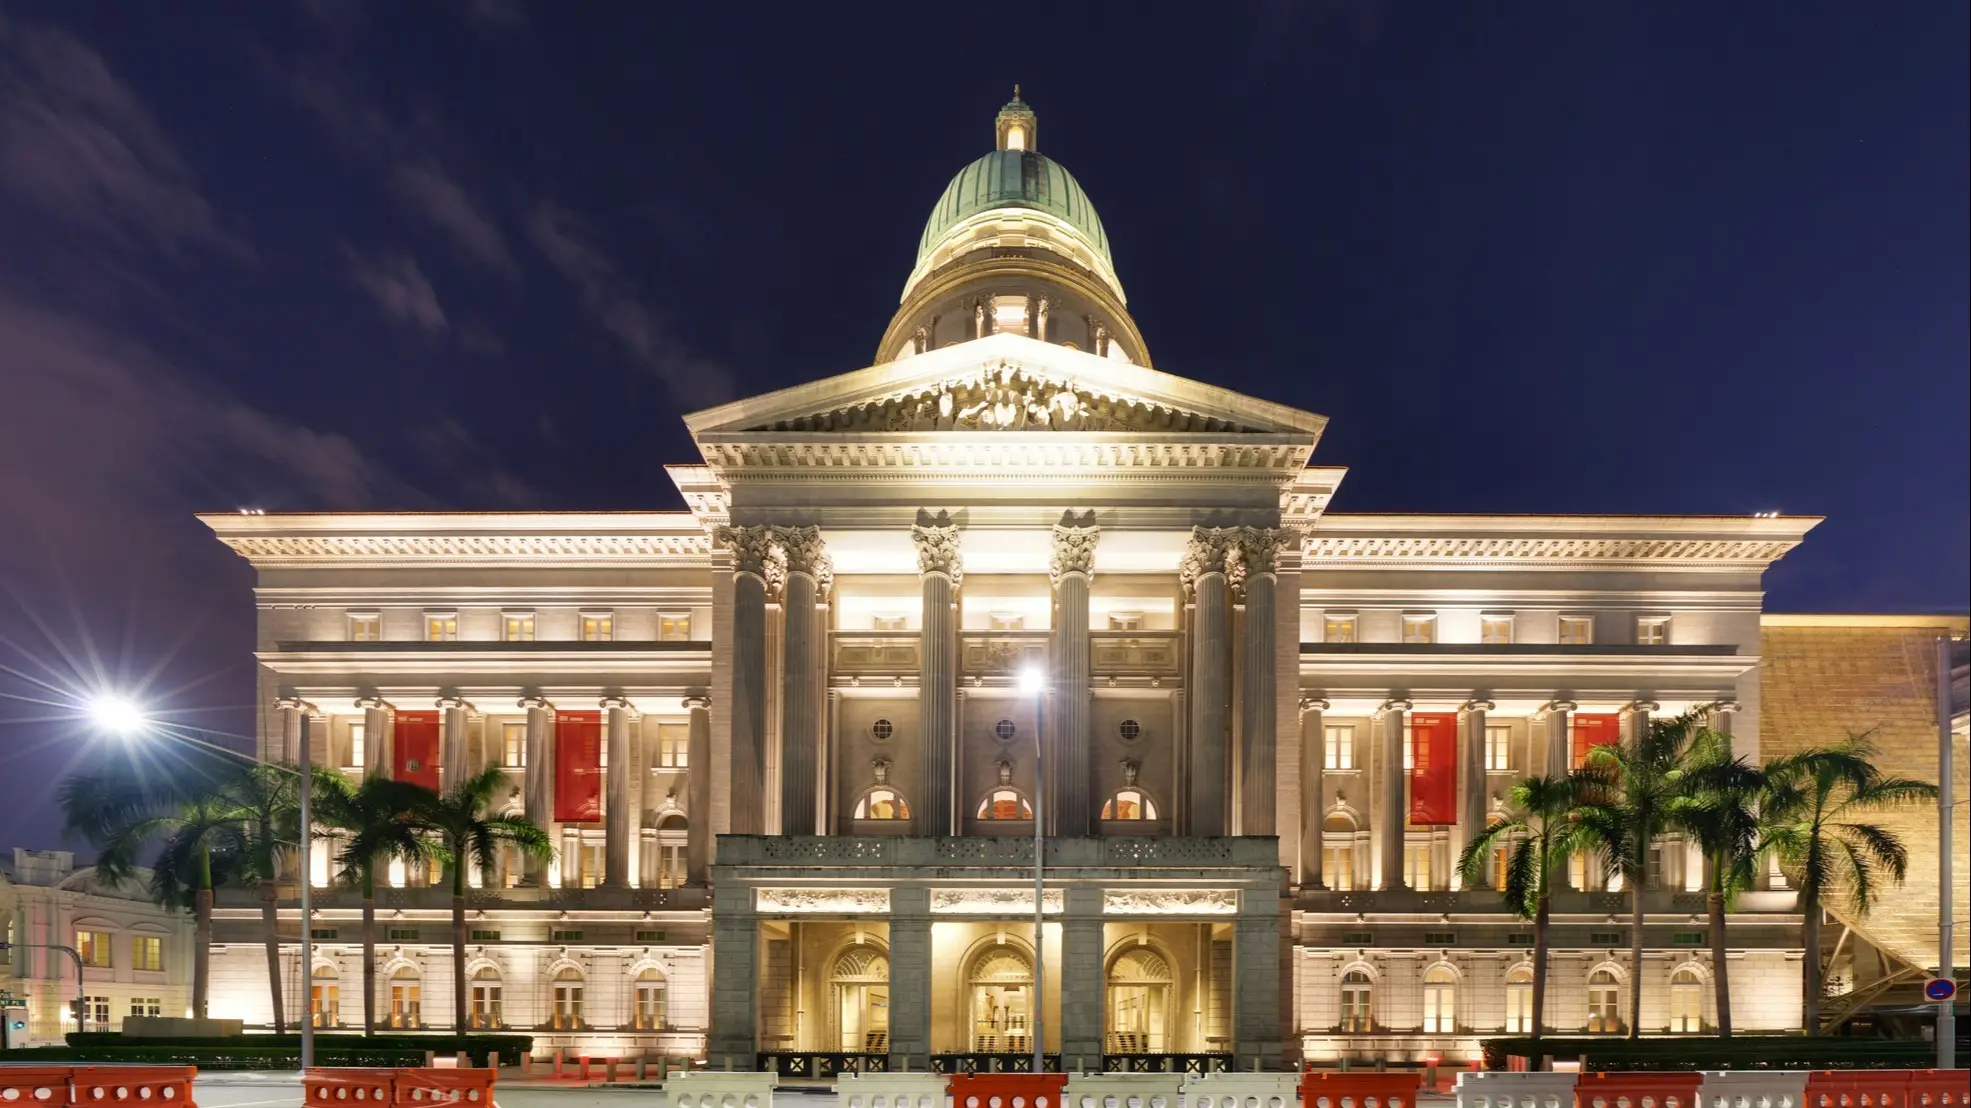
659;613;691;641
1422;965;1457;1033
1485;725;1512;771
1637;617;1670;646
656;723;688;768
1402;615;1437;644
77;931;111;968
854;788;911;820
1323;615;1357;643
132;935;162;972
1322;812;1359;891
581;612;614;642
1669;968;1704;1032
1504;967;1534;1034
469;967;502;1029
634;968;669;1030
976;788;1032;820
346;722;365;770
1560;616;1595;645
502;612;535;641
1100;788;1157;820
348;613;381;642
551;967;584;1030
1340;970;1373;1033
501;722;525;768
311;966;339;1028
1587;969;1622;1033
424;612;457;642
1480;614;1515;645
1324;725;1354;771
388;965;422;1028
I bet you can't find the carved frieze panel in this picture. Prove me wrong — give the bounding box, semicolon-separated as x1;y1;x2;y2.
754;888;891;914
1102;889;1239;916
929;888;1065;915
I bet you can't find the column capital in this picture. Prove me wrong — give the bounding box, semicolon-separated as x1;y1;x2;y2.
1298;696;1331;714
716;524;785;589
1710;699;1742;714
1461;698;1497;714
600;695;634;713
1541;698;1579;717
354;696;391;712
681;695;712;711
1374;697;1413;718
1628;699;1662;713
1179;526;1236;594
436;695;469;711
517;695;553;711
772;525;829;578
1227;527;1291;593
1049;512;1100;583
276;697;319;714
910;509;962;583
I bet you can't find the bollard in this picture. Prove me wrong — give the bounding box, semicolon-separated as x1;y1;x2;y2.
424;1051;436;1068
553;1049;565;1078
520;1054;533;1076
605;1058;618;1083
635;1057;648;1081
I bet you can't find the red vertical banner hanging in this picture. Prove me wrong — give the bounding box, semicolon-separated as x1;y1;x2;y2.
392;712;441;791
1572;713;1622;768
1408;712;1459;825
555;710;603;823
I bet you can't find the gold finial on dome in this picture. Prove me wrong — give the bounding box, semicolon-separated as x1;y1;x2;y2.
996;87;1036;152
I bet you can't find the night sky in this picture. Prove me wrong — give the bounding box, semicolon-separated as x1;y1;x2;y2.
1;2;1965;851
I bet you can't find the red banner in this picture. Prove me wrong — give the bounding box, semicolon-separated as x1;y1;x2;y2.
555;711;603;823
1572;713;1622;768
393;712;440;791
1408;712;1459;825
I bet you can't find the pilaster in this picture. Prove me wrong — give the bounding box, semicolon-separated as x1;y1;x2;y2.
707;880;760;1069
1060;884;1105;1067
1232;890;1284;1070
887;885;933;1071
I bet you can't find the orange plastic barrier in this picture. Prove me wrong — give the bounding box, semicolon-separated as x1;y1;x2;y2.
0;1067;80;1106
1807;1071;1909;1108
1905;1072;1967;1108
948;1072;1070;1108
1299;1071;1424;1108
1577;1072;1703;1108
303;1068;399;1108
392;1069;497;1107
69;1067;197;1107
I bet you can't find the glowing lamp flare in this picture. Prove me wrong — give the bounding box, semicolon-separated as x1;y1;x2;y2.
87;696;149;736
1017;667;1045;697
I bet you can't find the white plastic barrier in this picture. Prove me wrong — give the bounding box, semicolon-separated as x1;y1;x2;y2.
1696;1072;1811;1108
1066;1073;1184;1108
1179;1071;1300;1108
662;1071;777;1108
834;1072;950;1108
1453;1071;1581;1108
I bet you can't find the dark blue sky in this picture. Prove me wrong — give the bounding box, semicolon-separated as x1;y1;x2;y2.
1;2;1965;848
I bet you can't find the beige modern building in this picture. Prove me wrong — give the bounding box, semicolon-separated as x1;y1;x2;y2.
199;94;1825;1067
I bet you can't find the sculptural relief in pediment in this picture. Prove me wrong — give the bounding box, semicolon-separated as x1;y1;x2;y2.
745;361;1263;434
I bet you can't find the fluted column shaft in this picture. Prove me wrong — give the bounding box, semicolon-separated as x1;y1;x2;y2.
1051;519;1098;836
1378;700;1410;890
1236;529;1285;835
360;699;392;778
439;698;469;789
521;697;554;885
1461;700;1494;888
913;514;961;834
776;527;827;836
603;697;633;887
685;696;713;882
1299;699;1328;888
720;526;778;836
1544;700;1576;889
1184;528;1234;835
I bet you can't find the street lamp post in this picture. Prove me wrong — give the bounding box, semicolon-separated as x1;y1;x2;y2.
1019;666;1046;1074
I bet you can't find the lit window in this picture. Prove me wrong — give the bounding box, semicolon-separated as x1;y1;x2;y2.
976;788;1032;820
656;723;689;769
551;968;584;1030
1322;813;1357;891
132;936;162;972
581;612;614;642
310;967;338;1029
501;722;526;768
1340;970;1373;1033
644;815;688;888
424;612;458;642
1422;965;1456;1034
989;611;1025;631
634;968;669;1030
1108;612;1143;631
130;997;162;1019
1587;969;1622;1033
348;613;381;642
1559;616;1594;645
992;295;1028;333
1324;615;1357;644
854;787;910;820
1324;725;1354;771
1004;124;1026;151
1404;842;1433;889
347;723;365;770
1669;969;1704;1033
389;966;421;1029
1504;968;1534;1034
1637;617;1670;646
1485;725;1511;772
503;612;535;642
1100;789;1157;820
1402;615;1437;644
469;967;502;1029
873;614;907;631
77;931;112;968
1403;723;1413;770
81;996;109;1029
659;613;691;642
1480;615;1514;645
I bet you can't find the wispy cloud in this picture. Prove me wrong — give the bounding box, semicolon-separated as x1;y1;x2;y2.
0;17;250;261
527;201;732;405
345;247;448;333
392;160;516;275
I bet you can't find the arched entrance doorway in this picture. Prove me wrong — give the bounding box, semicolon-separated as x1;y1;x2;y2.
831;947;890;1053
966;946;1033;1054
1106;947;1172;1053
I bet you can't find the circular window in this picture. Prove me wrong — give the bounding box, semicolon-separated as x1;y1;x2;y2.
993;719;1017;743
1119;719;1143;743
871;719;894;741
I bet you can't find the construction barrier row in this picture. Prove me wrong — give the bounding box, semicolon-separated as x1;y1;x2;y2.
1454;1069;1967;1108
0;1068;196;1107
301;1068;495;1108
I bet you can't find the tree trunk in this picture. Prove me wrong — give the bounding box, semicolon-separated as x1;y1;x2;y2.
452;863;469;1033
194;846;212;1019
260;883;287;1034
1628;872;1645;1039
362;869;377;1036
1708;882;1733;1037
1532;893;1551;1053
1801;891;1822;1034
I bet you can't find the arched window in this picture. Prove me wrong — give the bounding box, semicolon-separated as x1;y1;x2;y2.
1669;968;1704;1033
1504;966;1534;1034
976;788;1032;821
634;967;668;1030
1587;969;1622;1034
832;947;890;1052
1323;813;1359;891
1100;789;1157;820
854;788;911;820
642;813;687;889
552;967;585;1030
1422;965;1456;1034
1106;948;1172;1053
967;947;1034;1053
388;965;420;1029
1340;969;1373;1033
310;965;339;1029
469;966;502;1029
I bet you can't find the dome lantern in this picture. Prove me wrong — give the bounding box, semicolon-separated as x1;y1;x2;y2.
995;86;1037;152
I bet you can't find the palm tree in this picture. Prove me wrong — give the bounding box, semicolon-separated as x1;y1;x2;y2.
1758;734;1937;1034
407;768;552;1031
313;771;435;1034
1458;774;1593;1047
1668;723;1767;1037
227;763;304;1035
1572;710;1710;1039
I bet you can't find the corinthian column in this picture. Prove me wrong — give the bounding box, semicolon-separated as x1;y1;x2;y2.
718;525;781;836
1376;698;1411;890
775;526;828;836
912;511;962;834
439;696;469;789
1234;528;1287;836
1299;697;1329;888
1461;699;1495;889
1050;514;1099;836
1183;528;1235;835
357;697;392;778
602;696;633;887
519;696;554;885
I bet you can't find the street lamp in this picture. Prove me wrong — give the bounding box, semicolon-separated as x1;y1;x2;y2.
86;695;148;737
1017;665;1046;1073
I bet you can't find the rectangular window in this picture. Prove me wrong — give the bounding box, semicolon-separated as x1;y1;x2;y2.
132;935;162;972
1423;932;1456;946
1485;725;1512;772
581;612;614;642
1589;931;1624;947
635;979;668;1030
872;614;907;631
1340;931;1373;946
988;611;1024;631
1480;614;1514;645
659;613;691;641
502;722;527;768
1324;725;1354;771
424;612;458;642
1559;615;1595;645
1505;983;1532;1034
83;996;109;1028
129;997;162;1018
348;613;381;642
1672;932;1705;947
656;723;689;769
1404;843;1433;889
553;981;583;1030
469;929;502;941
1107;612;1143;631
1506;933;1535;946
310;928;339;940
1569;851;1590;890
1402;615;1437;644
77;930;112;967
634;929;668;943
347;722;366;770
387;927;419;941
1325;845;1355;891
550;928;585;942
469;982;502;1030
390;980;421;1029
1636;617;1670;646
1323;614;1357;644
503;611;536;642
1403;723;1413;770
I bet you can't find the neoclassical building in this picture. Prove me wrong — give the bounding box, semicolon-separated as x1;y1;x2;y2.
200;93;1820;1067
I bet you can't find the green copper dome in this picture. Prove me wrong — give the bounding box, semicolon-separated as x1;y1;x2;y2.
914;149;1112;265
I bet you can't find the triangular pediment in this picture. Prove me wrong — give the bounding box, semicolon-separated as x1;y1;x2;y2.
683;333;1327;440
